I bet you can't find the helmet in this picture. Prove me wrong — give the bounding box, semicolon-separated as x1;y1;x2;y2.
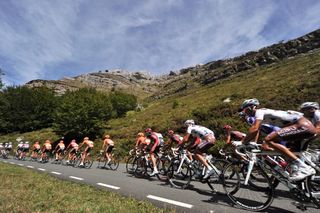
241;98;260;110
168;130;174;135
184;119;195;126
145;128;152;133
223;125;232;130
84;137;89;140
104;135;110;139
300;102;319;110
137;132;144;137
25;141;29;144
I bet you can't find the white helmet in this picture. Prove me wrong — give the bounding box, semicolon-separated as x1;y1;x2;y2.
241;98;260;110
184;119;195;126
300;102;319;110
25;141;29;144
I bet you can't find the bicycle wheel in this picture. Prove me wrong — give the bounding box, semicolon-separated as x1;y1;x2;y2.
126;156;137;173
167;159;192;189
134;157;148;178
224;163;274;211
157;156;171;181
306;175;320;207
84;155;93;168
109;154;120;170
207;158;230;193
97;154;105;168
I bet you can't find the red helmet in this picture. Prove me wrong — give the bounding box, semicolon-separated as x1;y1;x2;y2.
145;128;152;134
168;130;174;135
223;125;232;130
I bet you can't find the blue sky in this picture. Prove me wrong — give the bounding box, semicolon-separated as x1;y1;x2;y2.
0;0;320;85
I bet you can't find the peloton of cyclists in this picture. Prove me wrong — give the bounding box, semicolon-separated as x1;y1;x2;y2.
239;98;316;181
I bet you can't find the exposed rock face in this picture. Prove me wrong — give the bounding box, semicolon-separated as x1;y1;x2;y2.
26;29;320;97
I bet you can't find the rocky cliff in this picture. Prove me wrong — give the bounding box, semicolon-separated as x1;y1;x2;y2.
26;29;320;97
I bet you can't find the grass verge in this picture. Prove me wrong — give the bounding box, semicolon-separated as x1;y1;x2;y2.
0;162;175;213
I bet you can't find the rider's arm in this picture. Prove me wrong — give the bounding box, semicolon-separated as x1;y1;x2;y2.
243;119;262;144
315;121;320;135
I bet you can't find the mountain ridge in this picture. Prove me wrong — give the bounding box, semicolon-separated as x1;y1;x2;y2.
26;29;320;98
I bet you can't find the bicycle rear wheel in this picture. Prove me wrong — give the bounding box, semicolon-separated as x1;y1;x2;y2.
167;159;192;189
84;155;93;168
223;163;274;211
207;158;229;193
109;154;120;170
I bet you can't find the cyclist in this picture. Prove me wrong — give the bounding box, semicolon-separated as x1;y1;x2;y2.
41;139;52;162
0;143;4;156
135;132;146;149
182;119;216;179
65;139;79;164
16;142;24;159
166;129;183;148
101;135;114;164
54;140;65;161
223;125;246;145
31;141;41;159
78;137;94;167
145;128;161;176
5;142;13;153
239;98;316;181
300;102;320;134
22;141;30;158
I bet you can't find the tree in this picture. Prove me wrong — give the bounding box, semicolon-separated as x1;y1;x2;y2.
0;86;57;133
0;68;4;89
110;91;137;117
53;88;113;139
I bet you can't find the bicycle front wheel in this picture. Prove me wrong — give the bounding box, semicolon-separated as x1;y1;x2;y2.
223;163;274;211
167;159;192;189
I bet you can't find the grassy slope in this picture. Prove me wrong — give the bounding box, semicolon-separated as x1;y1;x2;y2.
0;163;174;213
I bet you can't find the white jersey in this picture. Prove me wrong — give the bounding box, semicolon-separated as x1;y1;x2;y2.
255;108;303;126
17;144;24;148
155;133;164;146
187;125;214;139
23;143;30;149
311;110;320;126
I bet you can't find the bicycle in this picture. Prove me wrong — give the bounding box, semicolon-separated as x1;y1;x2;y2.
97;149;120;170
222;143;320;211
166;148;231;191
75;151;93;168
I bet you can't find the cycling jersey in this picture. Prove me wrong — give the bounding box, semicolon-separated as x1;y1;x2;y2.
187;125;214;140
44;143;52;150
86;140;94;148
58;143;65;150
260;124;281;134
255;108;303;126
33;144;41;150
104;139;114;146
70;141;79;148
169;134;183;145
155;133;164;146
23;144;30;149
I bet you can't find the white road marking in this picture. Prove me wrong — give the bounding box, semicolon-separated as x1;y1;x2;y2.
69;176;84;181
10;162;15;164
38;168;46;171
18;163;24;166
4;161;8;163
51;171;62;175
27;166;34;168
147;195;193;209
97;183;120;190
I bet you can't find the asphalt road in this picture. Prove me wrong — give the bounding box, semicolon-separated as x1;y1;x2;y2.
1;157;319;213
